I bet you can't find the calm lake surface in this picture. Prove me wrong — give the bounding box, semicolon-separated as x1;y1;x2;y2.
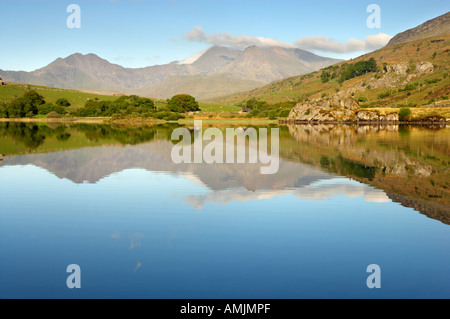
0;122;449;299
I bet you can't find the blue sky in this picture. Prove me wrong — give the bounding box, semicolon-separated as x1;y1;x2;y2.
1;0;448;71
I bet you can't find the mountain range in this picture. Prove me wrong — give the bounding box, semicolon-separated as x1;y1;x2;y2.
0;46;341;100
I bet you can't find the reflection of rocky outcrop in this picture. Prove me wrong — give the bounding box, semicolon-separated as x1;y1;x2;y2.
387;192;450;225
287;124;438;178
284;123;449;224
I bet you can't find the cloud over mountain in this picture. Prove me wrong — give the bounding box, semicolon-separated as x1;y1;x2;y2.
185;26;392;54
185;26;296;49
294;33;392;53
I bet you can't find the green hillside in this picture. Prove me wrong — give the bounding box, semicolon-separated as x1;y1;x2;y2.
133;74;264;100
0;83;119;112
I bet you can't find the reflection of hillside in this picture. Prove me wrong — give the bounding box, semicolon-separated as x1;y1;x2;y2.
285;124;450;224
387;192;450;225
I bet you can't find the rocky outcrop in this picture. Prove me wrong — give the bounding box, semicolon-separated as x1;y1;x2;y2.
415;61;434;75
287;95;399;123
288;96;359;122
355;110;399;122
386;63;409;77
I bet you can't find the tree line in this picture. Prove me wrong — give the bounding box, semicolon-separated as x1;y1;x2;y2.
320;58;378;84
0;91;201;120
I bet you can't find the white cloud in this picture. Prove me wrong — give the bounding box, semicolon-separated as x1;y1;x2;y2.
185;26;392;54
294;33;392;53
364;33;393;50
185;26;295;49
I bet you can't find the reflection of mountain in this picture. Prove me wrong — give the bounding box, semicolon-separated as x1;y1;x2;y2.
3;140;392;215
3;140;332;192
1;122;448;225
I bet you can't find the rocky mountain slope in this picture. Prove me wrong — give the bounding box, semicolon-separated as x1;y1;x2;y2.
207;13;450;123
386;11;450;46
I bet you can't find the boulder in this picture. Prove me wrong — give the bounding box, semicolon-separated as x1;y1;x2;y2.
415;61;434;75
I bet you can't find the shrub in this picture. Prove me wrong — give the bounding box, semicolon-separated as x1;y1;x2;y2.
378;91;392;99
47;111;62;118
357;96;368;103
268;110;278;120
278;109;291;117
398;107;412;122
56;98;71;107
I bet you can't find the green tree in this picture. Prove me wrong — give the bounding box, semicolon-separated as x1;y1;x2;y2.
167;94;200;113
56;98;71;107
399;107;412;122
320;71;331;83
268;110;278;120
4;90;44;117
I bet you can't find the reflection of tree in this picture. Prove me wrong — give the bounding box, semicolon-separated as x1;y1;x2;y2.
0;123;185;154
321;155;376;181
0;123;46;149
75;124;180;145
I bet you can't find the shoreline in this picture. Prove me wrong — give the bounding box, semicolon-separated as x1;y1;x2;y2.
279;119;449;125
0;117;448;127
0;117;110;124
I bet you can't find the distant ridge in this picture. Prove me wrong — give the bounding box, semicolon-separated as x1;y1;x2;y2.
386;11;450;47
1;46;341;100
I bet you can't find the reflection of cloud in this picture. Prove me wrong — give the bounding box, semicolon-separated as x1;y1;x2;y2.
134;261;142;272
186;188;288;209
111;231;121;239
292;183;390;202
185;179;389;209
129;233;144;250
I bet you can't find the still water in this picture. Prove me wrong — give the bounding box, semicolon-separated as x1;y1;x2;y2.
0;122;449;298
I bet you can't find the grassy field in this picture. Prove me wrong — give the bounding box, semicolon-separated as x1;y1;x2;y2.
0;83;119;112
197;103;241;113
0;83;240;115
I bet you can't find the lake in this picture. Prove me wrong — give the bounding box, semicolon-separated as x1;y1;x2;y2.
0;122;449;299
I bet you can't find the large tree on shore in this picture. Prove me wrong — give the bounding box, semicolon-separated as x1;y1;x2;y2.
167;94;200;113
